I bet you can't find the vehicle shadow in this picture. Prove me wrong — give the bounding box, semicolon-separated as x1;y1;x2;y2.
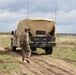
32;52;46;56
13;49;46;57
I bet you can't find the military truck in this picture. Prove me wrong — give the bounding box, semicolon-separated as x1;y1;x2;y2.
11;18;56;54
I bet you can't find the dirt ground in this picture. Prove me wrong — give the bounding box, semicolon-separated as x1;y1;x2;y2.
1;48;75;75
0;34;76;75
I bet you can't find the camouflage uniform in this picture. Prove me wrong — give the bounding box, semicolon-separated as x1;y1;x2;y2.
20;30;31;62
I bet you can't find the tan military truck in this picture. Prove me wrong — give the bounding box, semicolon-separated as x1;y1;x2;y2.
11;18;56;54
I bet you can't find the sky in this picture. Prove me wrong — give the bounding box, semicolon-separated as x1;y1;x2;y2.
0;0;76;33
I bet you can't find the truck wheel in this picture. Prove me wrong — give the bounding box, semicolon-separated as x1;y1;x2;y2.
45;47;53;54
31;47;36;51
11;40;16;51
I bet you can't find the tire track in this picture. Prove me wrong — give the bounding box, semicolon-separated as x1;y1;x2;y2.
42;56;76;74
10;51;55;75
10;51;40;75
21;62;42;75
9;51;76;75
30;58;55;75
25;60;54;75
33;57;75;75
32;58;69;75
31;57;59;75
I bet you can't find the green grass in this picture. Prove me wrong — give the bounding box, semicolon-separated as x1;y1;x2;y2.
0;51;19;73
0;63;19;73
35;48;45;54
0;51;16;62
53;47;76;61
53;34;76;61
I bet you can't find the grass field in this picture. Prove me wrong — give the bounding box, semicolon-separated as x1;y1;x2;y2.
0;35;20;74
0;34;76;73
53;34;76;60
0;34;76;61
0;51;19;74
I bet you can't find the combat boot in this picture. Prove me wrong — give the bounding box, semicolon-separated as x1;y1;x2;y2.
26;58;30;63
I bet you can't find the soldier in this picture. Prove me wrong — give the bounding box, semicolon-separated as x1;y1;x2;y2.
20;27;31;63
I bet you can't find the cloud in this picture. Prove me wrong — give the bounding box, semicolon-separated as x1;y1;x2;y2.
0;0;56;12
0;23;17;32
57;10;76;25
57;0;76;12
0;0;76;33
0;9;27;32
57;24;76;33
29;0;56;13
0;0;26;12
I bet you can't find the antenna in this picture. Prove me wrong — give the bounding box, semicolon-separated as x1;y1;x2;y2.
26;0;29;27
55;0;57;25
23;0;29;31
27;0;29;19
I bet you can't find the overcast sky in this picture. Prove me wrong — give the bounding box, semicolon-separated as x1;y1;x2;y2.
0;0;76;33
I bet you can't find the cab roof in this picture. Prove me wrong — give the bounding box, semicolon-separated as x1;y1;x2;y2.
22;18;55;22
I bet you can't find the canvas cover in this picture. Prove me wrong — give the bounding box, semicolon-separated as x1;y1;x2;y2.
17;18;55;36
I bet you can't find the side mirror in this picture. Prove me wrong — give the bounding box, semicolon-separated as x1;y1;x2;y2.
11;31;14;35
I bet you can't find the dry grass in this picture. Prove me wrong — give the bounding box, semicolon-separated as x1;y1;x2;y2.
0;35;11;48
57;35;76;46
51;34;76;66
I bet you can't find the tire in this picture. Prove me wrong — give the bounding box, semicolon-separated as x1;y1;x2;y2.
11;40;16;51
31;47;36;51
45;47;53;54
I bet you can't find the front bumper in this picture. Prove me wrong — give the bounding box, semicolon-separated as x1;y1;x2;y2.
30;42;56;48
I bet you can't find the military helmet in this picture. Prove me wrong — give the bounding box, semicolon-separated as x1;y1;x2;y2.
24;27;29;31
